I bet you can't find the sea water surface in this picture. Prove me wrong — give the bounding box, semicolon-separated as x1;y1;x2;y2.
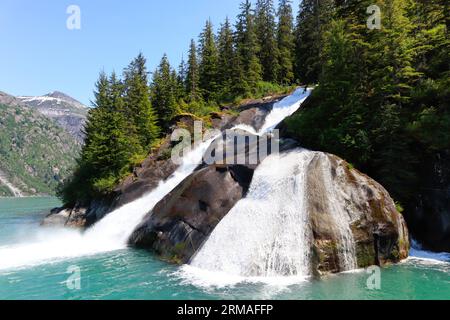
0;197;449;300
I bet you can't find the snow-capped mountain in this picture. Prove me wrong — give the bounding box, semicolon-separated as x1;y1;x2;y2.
17;91;88;142
0;91;82;197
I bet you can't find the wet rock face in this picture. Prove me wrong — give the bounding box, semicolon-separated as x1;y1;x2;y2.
129;149;409;273
224;95;285;132
44;96;283;228
128;164;254;263
42;199;113;228
42;137;178;228
307;153;409;274
407;150;450;252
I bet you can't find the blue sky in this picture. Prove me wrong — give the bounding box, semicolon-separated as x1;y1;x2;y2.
1;0;299;105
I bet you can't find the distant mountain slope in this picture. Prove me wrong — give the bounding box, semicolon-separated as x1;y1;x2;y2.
17;91;88;142
0;98;81;197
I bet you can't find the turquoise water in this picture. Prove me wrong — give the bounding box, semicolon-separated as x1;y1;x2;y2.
0;197;449;300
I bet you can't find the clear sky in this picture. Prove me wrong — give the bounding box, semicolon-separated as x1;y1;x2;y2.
1;0;299;105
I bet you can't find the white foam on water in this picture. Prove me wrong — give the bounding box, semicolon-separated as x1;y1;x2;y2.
0;136;217;271
186;150;315;283
177;264;310;289
0;87;313;274
408;240;450;264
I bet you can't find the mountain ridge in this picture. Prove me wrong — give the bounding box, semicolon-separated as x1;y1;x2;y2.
17;91;88;142
0;90;84;197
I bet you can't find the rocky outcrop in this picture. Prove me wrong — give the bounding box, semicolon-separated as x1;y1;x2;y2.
307;153;409;274
129;146;409;272
44;96;284;227
127;126;285;262
128;164;254;263
406;150;450;252
129;141;409;274
42;198;113;228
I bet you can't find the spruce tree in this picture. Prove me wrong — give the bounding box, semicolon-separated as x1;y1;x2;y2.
277;0;295;84
151;54;179;129
71;71;143;198
198;20;219;101
104;72;142;175
176;56;187;100
217;17;235;98
185;39;201;102
123;53;160;147
255;0;279;82
235;0;262;93
294;0;334;84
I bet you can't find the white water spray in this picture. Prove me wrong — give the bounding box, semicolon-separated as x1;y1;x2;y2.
189;150;315;278
259;88;311;134
0;137;216;270
0;87;313;272
228;88;311;137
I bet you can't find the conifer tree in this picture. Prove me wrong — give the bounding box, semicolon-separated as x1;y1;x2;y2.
255;0;279;82
235;0;262;92
151;54;179;129
105;72;143;173
80;72;111;174
67;71;143;200
277;0;295;84
123;53;160;147
217;17;235;98
198;20;219;101
177;56;187;97
294;0;334;84
185;39;201;102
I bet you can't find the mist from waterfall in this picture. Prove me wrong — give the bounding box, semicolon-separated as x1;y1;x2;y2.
0;87;315;273
190;150;315;278
0;137;216;270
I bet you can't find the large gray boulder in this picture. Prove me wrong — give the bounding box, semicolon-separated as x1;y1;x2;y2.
128;164;254;263
129;149;409;274
307;153;409;274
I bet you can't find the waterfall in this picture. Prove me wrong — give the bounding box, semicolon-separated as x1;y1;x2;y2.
186;89;361;281
0;137;216;270
259;88;310;134
0;170;23;198
190;150;315;278
187;150;359;281
319;154;357;271
231;88;311;136
0;87;313;272
185;89;319;280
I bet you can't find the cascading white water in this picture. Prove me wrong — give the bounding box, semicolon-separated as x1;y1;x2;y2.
259;88;311;134
228;88;311;136
0;87;313;272
190;150;315;278
0;137;216;270
185;88;360;282
182;89;316;282
319;154;357;271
